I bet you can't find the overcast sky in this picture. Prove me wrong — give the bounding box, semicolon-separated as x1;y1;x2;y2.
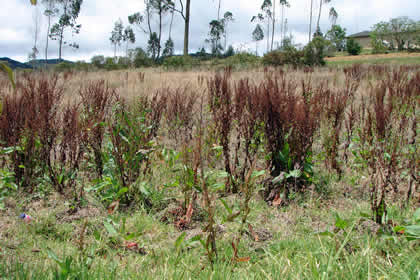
1;0;419;62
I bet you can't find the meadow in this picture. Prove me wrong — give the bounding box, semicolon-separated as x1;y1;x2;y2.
0;63;419;279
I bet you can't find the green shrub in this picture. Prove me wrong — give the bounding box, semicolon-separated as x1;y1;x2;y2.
303;36;329;66
224;52;260;67
262;47;304;67
370;33;388;54
162;55;199;69
346;38;362;55
132;48;153;68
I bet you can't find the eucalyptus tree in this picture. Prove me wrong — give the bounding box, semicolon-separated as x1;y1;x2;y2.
49;0;83;60
128;0;172;60
166;0;192;56
29;5;42;63
123;26;136;58
110;19;124;58
315;0;335;36
279;0;290;48
222;11;234;50
329;7;338;27
252;24;264;55
207;19;225;56
42;0;59;63
252;0;272;53
308;0;313;42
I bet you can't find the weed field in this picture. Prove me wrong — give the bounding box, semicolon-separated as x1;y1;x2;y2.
0;65;419;279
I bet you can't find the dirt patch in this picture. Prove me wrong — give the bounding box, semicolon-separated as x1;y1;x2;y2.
326;52;420;62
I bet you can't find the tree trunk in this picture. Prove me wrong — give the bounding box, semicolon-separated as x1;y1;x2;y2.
217;0;221;20
271;0;276;51
316;0;323;36
45;15;50;64
267;20;270;53
280;4;285;47
157;7;162;59
59;27;63;60
309;0;313;42
183;0;191;56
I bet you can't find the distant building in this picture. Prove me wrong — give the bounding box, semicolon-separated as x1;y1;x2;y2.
347;31;371;48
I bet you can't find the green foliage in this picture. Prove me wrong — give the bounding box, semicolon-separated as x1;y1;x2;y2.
162;55;198;69
326;24;346;52
131;48;153;68
0;168;17;209
346;38;362;55
262;47;304;67
370;32;388;54
223;52;260;67
91;55;105;68
162;38;175;57
303;36;329;66
0;62;16;89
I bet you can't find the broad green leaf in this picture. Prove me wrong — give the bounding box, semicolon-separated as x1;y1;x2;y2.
175;232;186;250
286;169;302;179
46;249;61;263
219;198;232;215
104;221;118;237
334;213;349;230
405;225;420;237
413;208;420;223
252;170;265;178
117;187;128;196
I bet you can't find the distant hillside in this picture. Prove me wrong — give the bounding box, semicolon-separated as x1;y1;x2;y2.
0;57;32;69
28;59;74;68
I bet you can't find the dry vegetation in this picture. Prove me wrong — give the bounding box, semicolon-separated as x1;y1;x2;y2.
0;64;419;279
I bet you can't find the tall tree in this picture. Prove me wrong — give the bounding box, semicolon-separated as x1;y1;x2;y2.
42;0;59;63
110;19;124;58
279;0;290;48
167;0;191;56
29;5;42;62
308;0;313;42
329;7;338;27
222;11;234;51
261;0;273;52
206;19;224;56
252;24;264;56
129;0;172;60
49;0;83;60
123;26;136;58
315;0;331;37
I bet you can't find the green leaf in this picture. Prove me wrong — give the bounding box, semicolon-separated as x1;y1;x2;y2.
316;231;334;237
175;232;186;250
46;249;61;264
117;187;128;196
104;221;118;237
412;208;420;223
31;0;37;5
0;62;16;90
286;169;302;179
334;213;349;230
139;182;150;197
252;170;265;178
405;225;420;237
219;198;232;215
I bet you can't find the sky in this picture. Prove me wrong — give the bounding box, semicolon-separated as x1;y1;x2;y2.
1;0;419;62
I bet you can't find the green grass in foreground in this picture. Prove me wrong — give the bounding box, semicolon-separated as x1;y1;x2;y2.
0;194;419;280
